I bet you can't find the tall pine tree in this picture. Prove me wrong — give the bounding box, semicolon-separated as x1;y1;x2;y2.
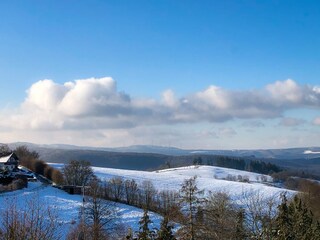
137;209;154;240
273;194;319;240
156;216;176;240
178;176;204;240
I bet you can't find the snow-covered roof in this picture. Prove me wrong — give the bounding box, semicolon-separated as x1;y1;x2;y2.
0;153;17;164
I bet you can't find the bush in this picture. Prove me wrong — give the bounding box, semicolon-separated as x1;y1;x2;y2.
15;146;63;184
44;166;53;180
12;178;28;189
0;178;28;193
33;160;47;176
51;169;64;185
226;174;237;181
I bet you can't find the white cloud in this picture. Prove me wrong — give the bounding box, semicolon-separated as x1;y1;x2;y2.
58;77;130;117
162;89;178;107
266;79;303;103
312;86;320;94
1;77;320;136
24;79;68;112
195;85;230;109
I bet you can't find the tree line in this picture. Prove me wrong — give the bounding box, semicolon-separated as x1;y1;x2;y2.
194;155;281;175
14;146;64;185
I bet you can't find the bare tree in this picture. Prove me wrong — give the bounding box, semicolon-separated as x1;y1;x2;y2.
140;180;157;210
63;160;94;186
158;190;181;221
240;190;278;239
80;180;119;240
0;144;11;157
0;198;61;240
67;221;91;240
202;191;241;239
124;179;139;205
108;177;124;202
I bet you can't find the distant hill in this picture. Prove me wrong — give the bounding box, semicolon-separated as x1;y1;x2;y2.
7;142;320;158
4;142;320;175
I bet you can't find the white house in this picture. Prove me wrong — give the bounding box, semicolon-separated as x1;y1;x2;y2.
0;153;19;172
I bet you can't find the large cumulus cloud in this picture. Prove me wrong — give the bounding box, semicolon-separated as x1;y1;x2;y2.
1;77;320;131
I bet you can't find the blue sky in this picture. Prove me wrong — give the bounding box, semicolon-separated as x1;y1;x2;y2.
0;0;319;149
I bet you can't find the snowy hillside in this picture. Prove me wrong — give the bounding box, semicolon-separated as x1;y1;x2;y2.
0;182;162;239
50;163;294;201
156;165;273;182
0;164;296;239
92;165;293;201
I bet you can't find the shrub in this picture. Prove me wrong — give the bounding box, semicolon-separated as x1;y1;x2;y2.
51;169;64;185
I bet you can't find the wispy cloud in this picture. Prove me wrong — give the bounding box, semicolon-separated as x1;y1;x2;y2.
279;117;305;127
217;127;237;138
242;120;265;128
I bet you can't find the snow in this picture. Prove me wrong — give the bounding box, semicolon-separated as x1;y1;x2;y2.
304;150;320;154
157;165;273;182
90;165;292;201
50;163;294;201
0;182;162;239
0;164;296;239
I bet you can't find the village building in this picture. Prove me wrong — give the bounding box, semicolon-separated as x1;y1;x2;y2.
0;153;19;172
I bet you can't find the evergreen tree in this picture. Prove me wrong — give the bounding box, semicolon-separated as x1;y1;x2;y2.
289;196;314;240
137;209;154;240
274;194;293;240
193;157;202;165
178;176;204;240
156;216;176;240
312;221;320;239
273;194;319;240
206;159;214;166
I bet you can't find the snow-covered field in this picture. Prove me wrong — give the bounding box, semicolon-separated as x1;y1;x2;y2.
0;182;161;239
0;164;296;239
49;163;295;200
91;165;293;201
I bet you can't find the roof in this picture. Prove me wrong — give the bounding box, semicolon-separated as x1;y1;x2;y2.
0;153;18;164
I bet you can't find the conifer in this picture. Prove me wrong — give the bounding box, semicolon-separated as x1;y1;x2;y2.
156;216;176;240
137;209;153;240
